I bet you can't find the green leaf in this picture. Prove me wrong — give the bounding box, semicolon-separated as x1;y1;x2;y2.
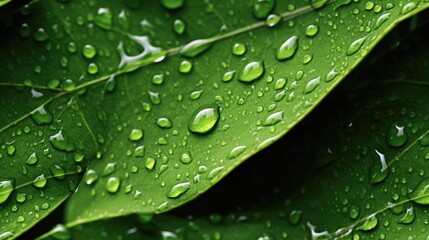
0;0;428;235
39;21;429;239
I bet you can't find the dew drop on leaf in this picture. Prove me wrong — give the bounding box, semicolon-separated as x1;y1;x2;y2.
84;169;99;185
310;0;329;9
95;8;113;30
161;0;185;10
356;214;378;231
128;129;143;141
33;174;48;188
83;44;97;59
401;2;416;14
179;60;193;73
369;149;388;184
238;61;264;82
276;36;298;61
0;179;14;204
265;14;281;27
63;79;76;92
32;105;53;125
134;146;145;157
288;210;302;225
398;206;415;224
152;74;164;85
180;39;213;58
50;164;66;180
263;110;284;126
106;177;121;193
304;77;321;94
349;205;360;219
232;43;246;56
49;130;76;152
48;224;71;240
375;13;391;29
305;24;319;37
180;152;192;164
173;19;186;34
347;36;367;56
386;124;407;147
15;193;26;203
227;146;247;160
6;146;15;156
156;117;173;129
102;163;117;176
188;105;220;134
167;182;191;198
145;157;156;170
408;177;429;205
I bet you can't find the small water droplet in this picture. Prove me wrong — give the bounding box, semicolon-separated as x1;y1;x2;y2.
228;146;247;160
145;157;156;170
83;44;97;59
84;169;99;185
173;19;186;34
232;43;246;56
264;111;284;126
157;118;173;129
276;36;298;61
304;77;321;94
32;105;53;125
152;74;164;85
188;105;220;134
238;61;264;82
63;79;76;91
288;210;302;225
180;152;192;164
305;24;319;37
275;78;287;90
265;14;281;27
161;0;185;10
222;70;236;82
106;177;121;193
33;174;47;188
253;0;275;19
347;36;367;55
134;146;145;158
103;163;117;176
167;182;190;198
386;124;407;147
179;60;193;73
34;28;48;42
349;205;360;219
326;68;338;82
129;129;143;141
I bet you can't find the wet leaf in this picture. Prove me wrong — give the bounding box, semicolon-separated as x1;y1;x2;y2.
0;0;428;236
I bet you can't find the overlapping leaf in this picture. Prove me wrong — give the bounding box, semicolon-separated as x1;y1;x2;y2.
1;0;428;238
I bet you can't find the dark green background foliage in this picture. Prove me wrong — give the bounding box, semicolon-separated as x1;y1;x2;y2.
1;0;429;239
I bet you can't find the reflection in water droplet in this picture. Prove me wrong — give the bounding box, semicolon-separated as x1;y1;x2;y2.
167;182;190;198
276;36;298;61
49;130;76;152
188;105;220;134
238;61;264;82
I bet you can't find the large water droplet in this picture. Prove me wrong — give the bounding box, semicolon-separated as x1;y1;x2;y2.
265;14;281;27
264;111;284;126
181;39;213;58
304;77;321;94
129;129;143;141
0;179;14;204
401;2;416;14
26;153;39;165
276;36;298;61
106;177;121;193
83;44;97;59
238;61;264;82
228;146;247;160
95;8;112;29
103;163;117;176
369;150;388;184
398;206;415;224
167;182;191;198
409;177;429;205
375;13;390;29
188;105;220;134
180;152;192;164
49;130;76;152
32;105;53;125
50;164;66;180
386;124;407;147
347;36;367;55
33;174;47;188
356;214;378;231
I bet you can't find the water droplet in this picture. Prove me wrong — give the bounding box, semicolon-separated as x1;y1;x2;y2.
349;205;360;219
173;19;186;34
180;152;192;164
401;2;416;14
222;71;236;82
161;0;185;10
357;214;378;231
84;169;99;185
134;146;145;158
181;39;213;58
305;24;319;37
87;63;99;74
95;7;113;29
302;54;313;64
16;193;26;203
50;164;66;180
157;118;173;129
49;130;76;152
370;150;388;184
398;206;415;224
253;0;275;19
409;177;429;205
375;13;390;29
179;60;193;73
103;163;117;176
63;79;76;92
152;74;164;85
129;129;143;141
33;174;47;188
264;111;284;126
48;224;71;240
32;105;53;125
83;44;96;59
74;154;85;163
118;36;165;72
265;14;281;27
145;157;156;170
228;146;247;160
347;36;367;56
304;77;321;94
275;78;287;90
326;68;338;82
167;182;190;198
232;43;246;56
208;166;224;180
0;179;14;204
106;177;121;193
276;36;298;61
190;90;203;100
311;0;328;9
34;28;48;42
238;61;264;82
0;232;14;239
386;124;407;147
188;105;220;134
288;210;302;225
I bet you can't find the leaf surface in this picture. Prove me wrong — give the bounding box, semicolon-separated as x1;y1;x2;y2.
0;0;428;236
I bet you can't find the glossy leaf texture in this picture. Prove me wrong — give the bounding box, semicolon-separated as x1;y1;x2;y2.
39;22;429;239
0;0;428;235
